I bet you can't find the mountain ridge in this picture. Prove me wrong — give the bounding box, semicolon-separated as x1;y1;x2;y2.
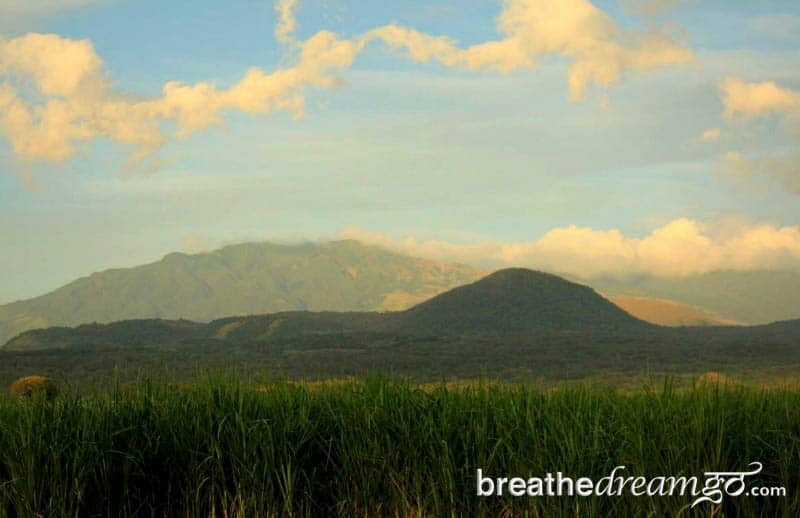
3;268;655;350
4;269;800;387
3;239;799;346
0;240;483;345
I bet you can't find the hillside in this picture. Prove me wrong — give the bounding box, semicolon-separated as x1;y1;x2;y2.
4;239;798;347
397;269;652;335
587;270;800;325
0;240;482;345
3;268;653;350
5;319;207;351
3;268;800;385
609;296;732;326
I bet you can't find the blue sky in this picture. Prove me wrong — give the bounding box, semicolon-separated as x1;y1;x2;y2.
1;0;799;302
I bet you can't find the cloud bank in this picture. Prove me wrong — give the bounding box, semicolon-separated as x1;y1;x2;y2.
0;0;693;178
340;218;800;278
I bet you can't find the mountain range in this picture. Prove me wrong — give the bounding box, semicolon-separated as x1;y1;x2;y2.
4;269;654;351
4;268;799;387
2;239;800;347
0;240;481;345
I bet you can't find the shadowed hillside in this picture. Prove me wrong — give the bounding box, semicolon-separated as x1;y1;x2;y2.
4;268;654;350
0;240;482;345
5;319;208;351
398;268;652;335
4;239;799;348
3;269;800;385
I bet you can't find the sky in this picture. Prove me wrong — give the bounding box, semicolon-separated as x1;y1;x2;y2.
1;0;799;303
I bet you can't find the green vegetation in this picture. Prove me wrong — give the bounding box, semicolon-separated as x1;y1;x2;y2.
4;239;799;349
0;240;482;345
1;266;797;516
4;269;657;351
400;268;649;334
0;377;797;516
2;269;799;390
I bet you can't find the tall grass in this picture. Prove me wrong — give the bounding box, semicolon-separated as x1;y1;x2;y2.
0;377;797;516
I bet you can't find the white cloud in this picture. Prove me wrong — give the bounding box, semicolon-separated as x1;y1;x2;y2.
339;218;800;278
720;77;800;119
716;78;800;194
366;0;694;100
0;0;694;179
0;31;358;166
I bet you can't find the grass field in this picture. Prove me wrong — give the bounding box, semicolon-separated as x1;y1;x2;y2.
0;376;797;517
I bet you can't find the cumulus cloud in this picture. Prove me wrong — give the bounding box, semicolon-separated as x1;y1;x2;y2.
0;31;358;166
339;218;800;278
367;0;694;100
720;77;800;119
716;78;800;194
0;0;694;178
